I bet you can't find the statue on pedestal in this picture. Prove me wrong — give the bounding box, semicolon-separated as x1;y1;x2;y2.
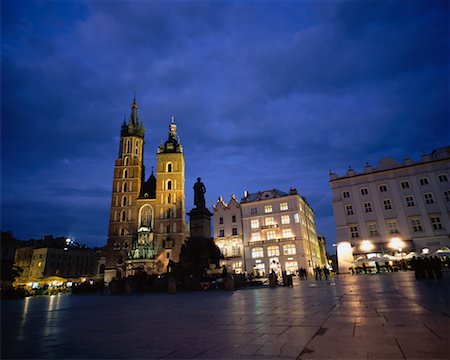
193;177;206;209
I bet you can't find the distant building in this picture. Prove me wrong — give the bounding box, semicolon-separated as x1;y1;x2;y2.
214;188;326;276
1;231;23;286
329;146;450;273
213;195;245;274
14;235;97;284
104;97;187;282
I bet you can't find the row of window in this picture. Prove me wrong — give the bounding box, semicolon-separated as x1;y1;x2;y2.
250;214;301;229
218;228;239;237
345;191;450;216
349;215;445;239
219;215;237;224
341;174;448;198
251;244;296;258
122;139;141;155
251;228;294;241
250;202;289;215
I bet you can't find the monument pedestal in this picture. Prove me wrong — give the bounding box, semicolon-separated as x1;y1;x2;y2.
187;208;213;239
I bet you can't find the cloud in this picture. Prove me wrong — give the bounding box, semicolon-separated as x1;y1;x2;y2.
1;0;448;253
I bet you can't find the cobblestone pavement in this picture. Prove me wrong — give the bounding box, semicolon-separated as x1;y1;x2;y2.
2;272;450;359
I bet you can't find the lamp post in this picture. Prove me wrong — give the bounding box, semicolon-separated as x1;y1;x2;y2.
333;243;338;273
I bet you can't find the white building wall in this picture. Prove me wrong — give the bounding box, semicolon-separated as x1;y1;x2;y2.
330;148;450;273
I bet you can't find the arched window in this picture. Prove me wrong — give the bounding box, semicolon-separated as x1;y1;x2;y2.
123;169;128;178
121;210;126;222
167;180;172;190
127;140;131;153
120;228;125;236
122;196;127;207
168;194;171;204
140;205;153;228
267;245;280;257
167;163;172;172
252;247;264;259
124;157;129;166
123;182;127;192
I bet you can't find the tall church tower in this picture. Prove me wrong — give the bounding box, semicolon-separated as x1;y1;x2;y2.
105;96;146;280
154;116;186;263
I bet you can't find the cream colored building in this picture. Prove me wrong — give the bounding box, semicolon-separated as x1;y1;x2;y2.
213;195;245;273
329;146;450;273
214;188;325;276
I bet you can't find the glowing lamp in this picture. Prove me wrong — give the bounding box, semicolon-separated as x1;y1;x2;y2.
389;237;403;250
421;248;429;254
360;240;374;252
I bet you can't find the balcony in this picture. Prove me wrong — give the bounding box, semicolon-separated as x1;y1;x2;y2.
261;224;279;230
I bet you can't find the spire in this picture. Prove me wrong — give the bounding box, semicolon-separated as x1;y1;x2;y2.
120;94;145;138
157;115;183;154
168;114;177;140
129;94;139;126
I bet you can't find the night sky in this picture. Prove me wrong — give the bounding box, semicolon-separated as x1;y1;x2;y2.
2;0;448;252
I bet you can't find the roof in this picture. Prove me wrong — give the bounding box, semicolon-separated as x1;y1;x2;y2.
241;189;289;203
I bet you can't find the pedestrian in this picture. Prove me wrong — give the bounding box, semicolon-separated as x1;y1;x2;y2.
375;262;381;274
411;256;418;279
432;256;443;279
424;257;434;279
323;266;329;280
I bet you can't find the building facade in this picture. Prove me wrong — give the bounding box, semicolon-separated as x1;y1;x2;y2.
14;236;97;284
213;195;245;274
329;147;450;273
104;97;186;282
213;188;326;276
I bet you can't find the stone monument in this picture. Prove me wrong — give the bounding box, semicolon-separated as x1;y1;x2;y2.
174;178;221;288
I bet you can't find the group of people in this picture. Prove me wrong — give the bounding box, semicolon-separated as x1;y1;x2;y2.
410;256;443;280
297;266;330;280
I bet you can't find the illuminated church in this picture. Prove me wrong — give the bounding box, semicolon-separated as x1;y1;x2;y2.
104;96;186;283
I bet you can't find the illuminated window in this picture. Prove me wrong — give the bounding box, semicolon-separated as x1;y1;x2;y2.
360;188;368;195
379;185;388;192
250;207;257;215
401;181;410;189
121;211;126;222
282;229;293;238
123;182;127;192
167;163;172;172
383;199;392;210
342;191;350;198
280;202;288;211
264;205;273;213
438;174;448;182
233;261;242;271
167;180;172;190
123;169;128;178
265;217;275;226
267;230;276;240
124;157;129;166
405;195;415;207
251;232;261;241
346;205;354;215
294;213;300;223
232;228;238;235
252;247;264;258
251;219;260;229
122;196;127;207
363;202;372;213
218;229;224;237
430;216;443;230
424;193;434;204
367;223;378;236
281;215;290;224
419;177;429;186
387;220;399;234
350;226;359;238
410;218;423;232
267;246;280;257
283;244;296;255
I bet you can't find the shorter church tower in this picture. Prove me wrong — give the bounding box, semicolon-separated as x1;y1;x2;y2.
154;116;187;264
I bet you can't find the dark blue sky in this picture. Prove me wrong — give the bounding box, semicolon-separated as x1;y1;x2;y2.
2;0;448;252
